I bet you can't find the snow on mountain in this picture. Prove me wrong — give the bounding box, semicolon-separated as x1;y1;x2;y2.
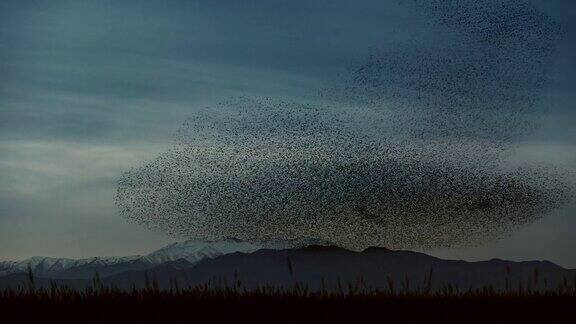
143;237;330;264
143;239;263;264
0;238;330;278
0;255;141;277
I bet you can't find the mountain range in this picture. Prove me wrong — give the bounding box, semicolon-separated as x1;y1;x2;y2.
1;239;574;292
0;238;324;279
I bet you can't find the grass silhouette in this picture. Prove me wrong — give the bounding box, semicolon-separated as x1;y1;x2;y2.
1;274;575;323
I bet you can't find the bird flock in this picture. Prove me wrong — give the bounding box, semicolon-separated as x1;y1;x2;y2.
116;0;573;250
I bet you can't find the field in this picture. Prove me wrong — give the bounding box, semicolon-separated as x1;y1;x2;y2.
1;279;575;324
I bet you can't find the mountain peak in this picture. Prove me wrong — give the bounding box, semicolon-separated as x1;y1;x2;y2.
362;246;391;253
300;245;348;252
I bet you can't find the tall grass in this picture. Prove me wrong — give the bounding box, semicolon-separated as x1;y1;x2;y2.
2;265;575;323
1;278;575;324
2;270;576;300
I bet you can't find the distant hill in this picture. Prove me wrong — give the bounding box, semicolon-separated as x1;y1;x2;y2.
1;240;574;292
103;245;575;292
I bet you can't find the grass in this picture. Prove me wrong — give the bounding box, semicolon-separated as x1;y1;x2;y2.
1;276;575;324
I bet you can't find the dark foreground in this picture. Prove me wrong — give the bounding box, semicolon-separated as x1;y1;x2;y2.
1;285;575;324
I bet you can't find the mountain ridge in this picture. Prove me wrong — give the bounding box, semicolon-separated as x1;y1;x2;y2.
1;240;574;292
0;237;330;279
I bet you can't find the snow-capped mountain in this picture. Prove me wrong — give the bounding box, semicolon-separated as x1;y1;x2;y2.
0;255;142;277
143;239;268;264
2;245;575;293
143;237;329;264
0;238;330;279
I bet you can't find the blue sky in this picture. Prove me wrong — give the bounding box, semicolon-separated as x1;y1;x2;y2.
1;0;575;266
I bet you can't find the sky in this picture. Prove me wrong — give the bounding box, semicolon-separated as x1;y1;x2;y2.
1;0;575;266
